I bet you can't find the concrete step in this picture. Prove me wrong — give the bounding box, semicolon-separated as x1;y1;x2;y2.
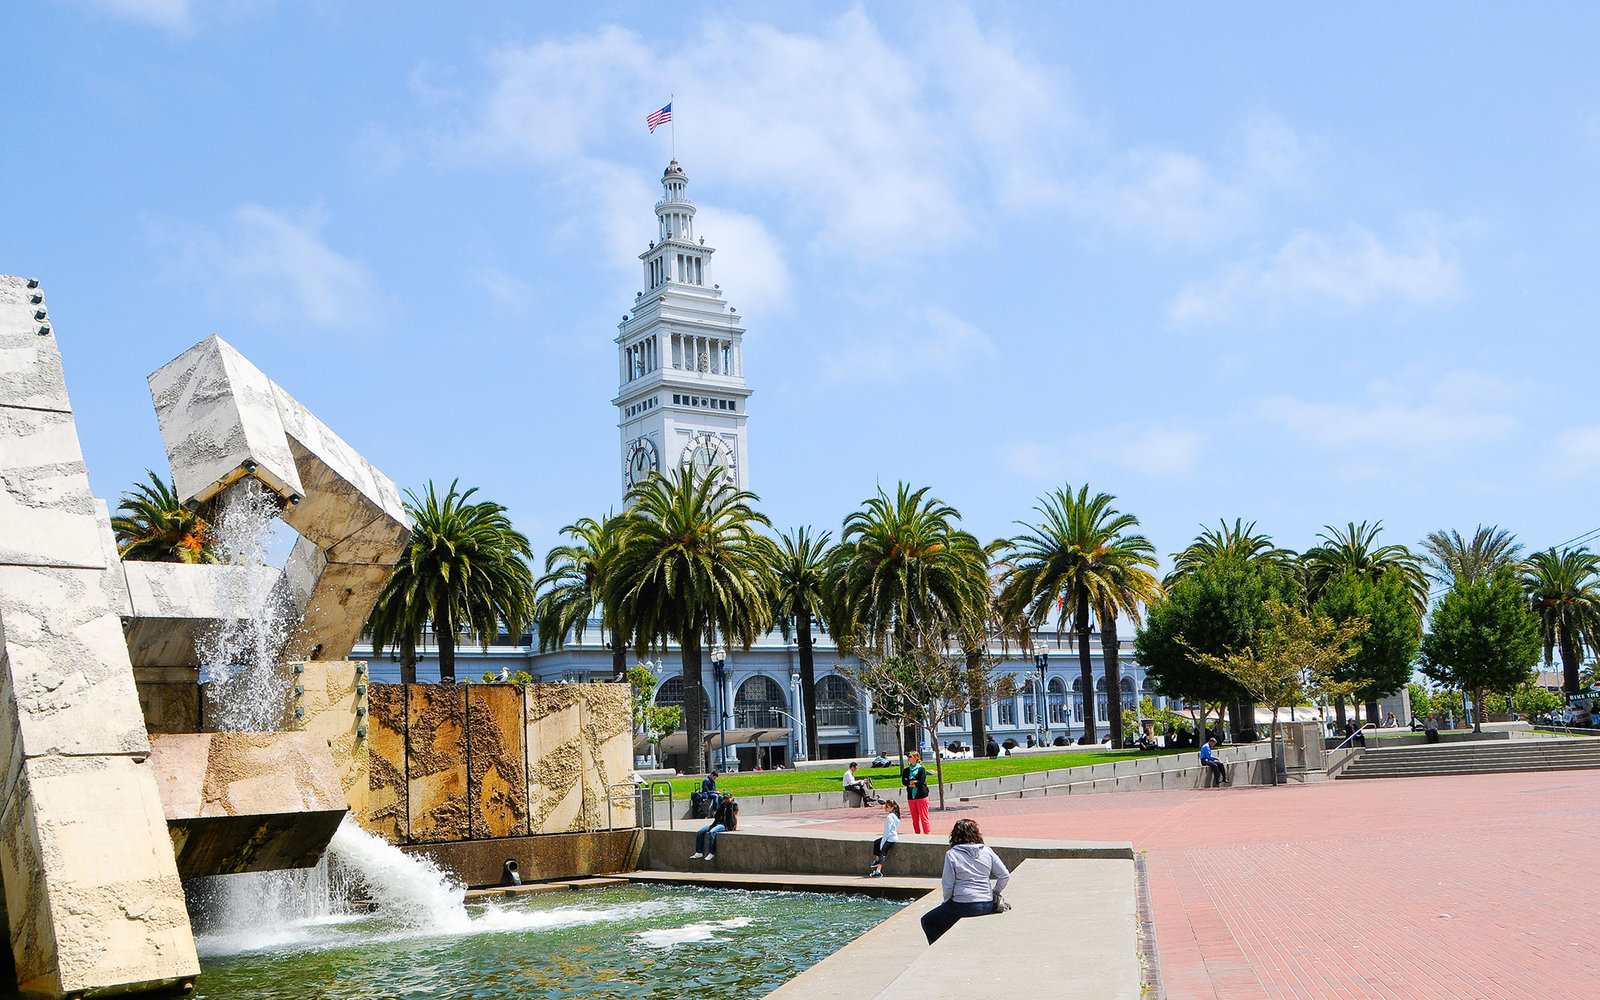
1335;739;1600;780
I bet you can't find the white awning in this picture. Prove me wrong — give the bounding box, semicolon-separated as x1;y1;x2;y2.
636;727;793;756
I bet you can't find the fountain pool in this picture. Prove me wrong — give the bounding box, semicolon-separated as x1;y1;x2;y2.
186;884;904;1000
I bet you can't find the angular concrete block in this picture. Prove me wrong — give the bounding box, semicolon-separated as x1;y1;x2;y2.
0;407;104;570
149;731;347;878
365;683;408;844
0;754;197;997
290;661;369;820
133;666;202;734
0;278;71;413
406;684;467;843
121;561;280;667
526;686;586;834
467;685;528;839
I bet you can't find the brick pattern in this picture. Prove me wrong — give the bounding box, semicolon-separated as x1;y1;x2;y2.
780;770;1600;1000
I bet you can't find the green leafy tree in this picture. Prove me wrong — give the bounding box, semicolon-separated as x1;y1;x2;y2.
1407;681;1432;722
999;485;1160;747
772;527;833;759
367;480;536;684
1513;683;1561;720
1315;567;1423;725
1302;520;1428;611
1420;569;1541;733
535;514;630;680
1522;547;1600;694
607;468;777;775
1191;601;1366;784
1420;525;1522;588
625;665;681;766
1134;558;1295;742
112;471;217;564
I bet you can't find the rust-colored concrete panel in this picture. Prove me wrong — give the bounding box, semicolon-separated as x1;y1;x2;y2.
365;683;407;843
147;732;347;878
289;661;369;821
525;685;586;833
467;685;528;839
402;830;642;889
406;684;467;843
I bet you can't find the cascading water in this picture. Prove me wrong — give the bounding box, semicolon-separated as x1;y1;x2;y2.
191;479;472;954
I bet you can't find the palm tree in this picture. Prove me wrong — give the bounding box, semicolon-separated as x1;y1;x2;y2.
112;471;217;564
1164;518;1292;586
827;484;987;756
1302;521;1428;611
772;527;832;760
1523;547;1600;693
366;480;536;684
607;467;777;775
1000;485;1159;747
535;514;629;681
1420;525;1523;589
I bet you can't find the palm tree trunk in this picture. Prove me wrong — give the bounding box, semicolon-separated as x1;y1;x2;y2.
437;613;456;684
966;647;987;754
1076;587;1097;743
399;635;417;686
681;627;706;775
610;627;627;682
798;608;818;760
1560;631;1582;694
1102;613;1123;750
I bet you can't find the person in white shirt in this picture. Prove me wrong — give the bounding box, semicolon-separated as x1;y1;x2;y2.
867;800;900;877
920;819;1011;944
842;761;876;806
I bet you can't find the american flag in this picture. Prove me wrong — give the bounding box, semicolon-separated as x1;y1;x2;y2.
647;102;672;133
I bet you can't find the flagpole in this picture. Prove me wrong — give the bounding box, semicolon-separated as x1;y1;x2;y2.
670;92;676;161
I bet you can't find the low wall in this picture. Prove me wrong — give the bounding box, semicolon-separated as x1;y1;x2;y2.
640;826;1131;878
403;829;642;888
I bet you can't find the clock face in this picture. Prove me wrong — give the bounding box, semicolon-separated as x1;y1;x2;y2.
625;438;659;486
681;433;734;485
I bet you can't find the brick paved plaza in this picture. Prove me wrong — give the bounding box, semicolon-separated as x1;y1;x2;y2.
778;770;1600;999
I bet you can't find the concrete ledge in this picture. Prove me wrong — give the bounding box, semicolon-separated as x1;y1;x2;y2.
626;869;935;901
403;829;642;888
641;826;1132;879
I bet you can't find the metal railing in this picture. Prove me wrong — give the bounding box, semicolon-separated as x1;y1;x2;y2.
1331;723;1377;752
606;781;638;832
649;780;675;829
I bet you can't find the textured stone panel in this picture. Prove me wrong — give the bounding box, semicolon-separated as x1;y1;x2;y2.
0;277;70;412
526;685;586;833
133;667;202;735
121;561;280;667
406;684;467;843
149;731;346;878
0;565;152;759
290;660;368;819
365;683;407;844
467;685;528;839
0;406;104;570
280;539;395;663
147;336;303;507
0;754;197;997
402;830;642;888
579;684;636;829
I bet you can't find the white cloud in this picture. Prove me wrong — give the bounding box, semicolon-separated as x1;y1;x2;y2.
1260;371;1520;457
1170;219;1465;327
467;266;534;315
824;308;993;383
164;205;386;331
694;206;790;314
1082;149;1256;248
80;0;194;33
1003;422;1205;482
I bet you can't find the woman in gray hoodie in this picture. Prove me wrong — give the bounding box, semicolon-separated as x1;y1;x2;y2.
920;819;1011;944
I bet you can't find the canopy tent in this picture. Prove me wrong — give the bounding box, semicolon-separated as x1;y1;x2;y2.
635;727;793;757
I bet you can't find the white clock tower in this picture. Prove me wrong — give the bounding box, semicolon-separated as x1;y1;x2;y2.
615;160;752;495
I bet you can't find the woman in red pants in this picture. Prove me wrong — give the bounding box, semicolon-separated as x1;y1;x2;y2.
902;750;930;834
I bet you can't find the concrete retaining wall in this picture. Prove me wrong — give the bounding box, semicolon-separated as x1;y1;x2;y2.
403;829;642;888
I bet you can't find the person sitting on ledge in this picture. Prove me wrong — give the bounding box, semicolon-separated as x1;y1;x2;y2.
1199;738;1229;787
690;792;737;861
843;762;877;806
920;819;1011;944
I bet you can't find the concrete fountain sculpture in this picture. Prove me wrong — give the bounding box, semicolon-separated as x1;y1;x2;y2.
0;275;411;997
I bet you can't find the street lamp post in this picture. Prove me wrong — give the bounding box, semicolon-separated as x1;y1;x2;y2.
711;648;728;772
1033;652;1049;746
789;671;809;764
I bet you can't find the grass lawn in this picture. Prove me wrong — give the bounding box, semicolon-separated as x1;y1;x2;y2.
663;747;1189;799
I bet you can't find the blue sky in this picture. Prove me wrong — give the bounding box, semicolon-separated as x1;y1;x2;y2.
8;2;1600;570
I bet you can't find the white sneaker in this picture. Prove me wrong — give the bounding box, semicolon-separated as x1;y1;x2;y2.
690;852;704;860
705;853;715;861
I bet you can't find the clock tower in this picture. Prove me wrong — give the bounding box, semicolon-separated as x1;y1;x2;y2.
615;160;752;495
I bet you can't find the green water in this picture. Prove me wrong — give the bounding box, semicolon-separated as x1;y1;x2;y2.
190;885;903;1000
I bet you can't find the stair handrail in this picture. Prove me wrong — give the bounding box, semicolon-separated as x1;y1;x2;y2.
649;780;675;830
1331;723;1377;752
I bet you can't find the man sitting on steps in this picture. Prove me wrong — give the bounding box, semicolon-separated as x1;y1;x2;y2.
1200;738;1229;787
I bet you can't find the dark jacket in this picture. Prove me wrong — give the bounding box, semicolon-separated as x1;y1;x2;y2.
901;763;928;801
713;798;738;831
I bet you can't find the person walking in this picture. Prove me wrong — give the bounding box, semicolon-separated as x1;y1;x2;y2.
690;792;737;861
920;819;1011;944
867;800;901;877
902;750;930;834
1199;738;1228;787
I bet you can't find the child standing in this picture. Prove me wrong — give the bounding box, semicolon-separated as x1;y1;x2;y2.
868;800;901;877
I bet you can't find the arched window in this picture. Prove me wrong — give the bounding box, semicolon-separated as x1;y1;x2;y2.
654;675;711;727
1121;676;1135;696
1021;678;1037;726
1048;677;1068;725
817;675;858;728
734;674;787;729
1096;677;1109;723
1072;678;1084;723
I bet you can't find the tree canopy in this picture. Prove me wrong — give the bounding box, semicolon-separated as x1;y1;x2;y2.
1419;569;1541;733
1314;566;1422;704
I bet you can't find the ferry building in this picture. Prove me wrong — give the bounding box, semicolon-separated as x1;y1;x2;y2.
356;161;1164;768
